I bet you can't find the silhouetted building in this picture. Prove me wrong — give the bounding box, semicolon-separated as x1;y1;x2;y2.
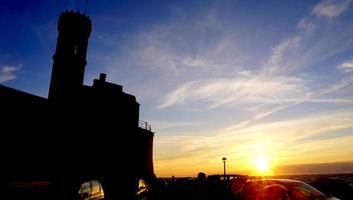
1;11;154;200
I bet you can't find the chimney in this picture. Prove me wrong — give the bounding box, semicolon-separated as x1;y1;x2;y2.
99;73;106;82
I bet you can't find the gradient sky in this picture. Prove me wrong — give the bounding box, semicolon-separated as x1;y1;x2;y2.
1;0;353;177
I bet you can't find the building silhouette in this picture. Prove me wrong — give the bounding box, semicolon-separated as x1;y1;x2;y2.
1;11;154;200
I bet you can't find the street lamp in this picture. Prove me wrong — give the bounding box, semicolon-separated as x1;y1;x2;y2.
222;157;227;180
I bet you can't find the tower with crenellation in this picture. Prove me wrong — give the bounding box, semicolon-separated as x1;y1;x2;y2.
49;11;92;102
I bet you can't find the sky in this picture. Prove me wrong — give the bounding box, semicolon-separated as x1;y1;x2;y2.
1;0;353;177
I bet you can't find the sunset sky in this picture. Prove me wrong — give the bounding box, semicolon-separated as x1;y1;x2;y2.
1;0;353;177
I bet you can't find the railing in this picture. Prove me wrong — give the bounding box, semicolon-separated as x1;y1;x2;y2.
139;120;152;131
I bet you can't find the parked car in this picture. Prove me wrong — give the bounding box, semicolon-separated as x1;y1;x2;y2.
78;180;104;200
232;179;340;200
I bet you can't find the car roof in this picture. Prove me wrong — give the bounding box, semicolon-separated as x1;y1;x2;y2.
245;178;302;184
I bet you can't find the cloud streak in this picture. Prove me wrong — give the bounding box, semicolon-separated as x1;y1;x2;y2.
157;74;309;110
0;65;21;83
313;0;352;18
338;59;353;73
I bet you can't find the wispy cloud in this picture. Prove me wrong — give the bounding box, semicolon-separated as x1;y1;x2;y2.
0;65;21;83
297;19;315;32
338;59;353;73
252;74;353;119
313;0;352;18
306;98;353;103
130;18;234;76
157;74;309;110
266;36;301;75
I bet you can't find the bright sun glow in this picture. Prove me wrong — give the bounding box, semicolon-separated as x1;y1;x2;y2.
254;156;269;172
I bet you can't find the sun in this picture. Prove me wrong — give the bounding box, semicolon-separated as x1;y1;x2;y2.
253;156;270;173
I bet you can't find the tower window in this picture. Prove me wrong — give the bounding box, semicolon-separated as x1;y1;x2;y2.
74;45;78;55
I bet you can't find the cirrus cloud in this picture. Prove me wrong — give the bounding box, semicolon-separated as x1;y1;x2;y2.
157;74;309;110
0;65;21;83
338;59;353;73
313;0;352;18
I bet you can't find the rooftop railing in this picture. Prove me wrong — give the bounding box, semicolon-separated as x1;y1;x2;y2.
139;120;152;131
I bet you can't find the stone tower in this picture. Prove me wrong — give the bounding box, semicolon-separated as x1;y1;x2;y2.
48;11;92;101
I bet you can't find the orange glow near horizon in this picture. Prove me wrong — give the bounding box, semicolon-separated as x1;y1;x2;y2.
154;114;353;177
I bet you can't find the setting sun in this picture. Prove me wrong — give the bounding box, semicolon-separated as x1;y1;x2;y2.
253;156;272;176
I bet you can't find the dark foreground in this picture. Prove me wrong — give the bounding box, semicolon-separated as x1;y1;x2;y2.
147;173;353;200
5;173;353;200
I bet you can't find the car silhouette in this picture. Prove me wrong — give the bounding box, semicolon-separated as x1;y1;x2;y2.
232;179;340;200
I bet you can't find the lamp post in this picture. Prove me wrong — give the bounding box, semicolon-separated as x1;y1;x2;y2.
222;157;227;180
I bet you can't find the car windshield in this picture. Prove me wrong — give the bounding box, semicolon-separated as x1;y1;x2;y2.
289;182;327;199
240;180;328;200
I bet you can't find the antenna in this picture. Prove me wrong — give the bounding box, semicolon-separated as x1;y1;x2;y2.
84;0;88;14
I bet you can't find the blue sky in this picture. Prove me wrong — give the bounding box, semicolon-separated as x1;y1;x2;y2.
1;0;353;176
